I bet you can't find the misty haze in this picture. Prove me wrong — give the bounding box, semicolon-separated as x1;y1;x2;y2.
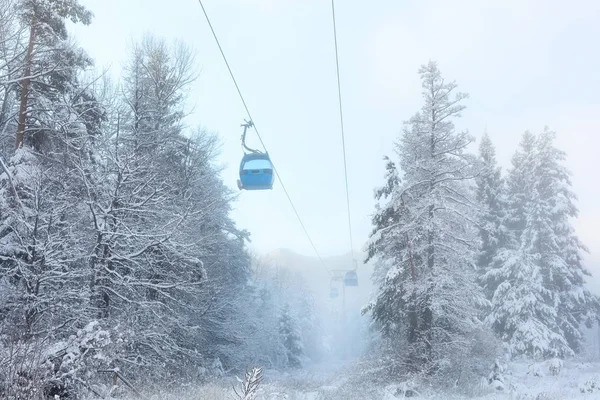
1;0;600;399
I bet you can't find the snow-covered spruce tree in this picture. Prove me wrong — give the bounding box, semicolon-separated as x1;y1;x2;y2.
364;61;488;376
363;155;409;366
485;128;598;358
476;133;509;299
535;129;598;352
273;266;323;365
279;302;303;369
505;130;536;240
241;259;324;370
242;261;292;370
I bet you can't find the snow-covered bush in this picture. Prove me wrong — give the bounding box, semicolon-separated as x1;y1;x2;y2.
383;381;420;398
579;377;600;393
546;358;563;376
431;327;502;392
487;358;507;391
527;362;545;377
43;321;119;393
0;321;120;399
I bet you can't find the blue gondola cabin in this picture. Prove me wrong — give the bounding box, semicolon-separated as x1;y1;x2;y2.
238;153;274;190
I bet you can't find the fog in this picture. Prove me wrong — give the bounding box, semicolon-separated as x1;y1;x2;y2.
66;0;600;292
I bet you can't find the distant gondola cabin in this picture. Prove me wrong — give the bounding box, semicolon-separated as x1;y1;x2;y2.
329;287;339;298
344;270;358;286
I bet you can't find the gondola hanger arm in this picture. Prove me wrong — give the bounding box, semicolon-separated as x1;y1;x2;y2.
240;120;261;154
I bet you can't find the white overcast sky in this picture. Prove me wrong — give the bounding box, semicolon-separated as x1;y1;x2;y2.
70;0;600;290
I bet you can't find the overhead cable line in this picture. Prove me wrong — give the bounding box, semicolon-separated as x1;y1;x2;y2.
195;0;330;275
330;0;355;264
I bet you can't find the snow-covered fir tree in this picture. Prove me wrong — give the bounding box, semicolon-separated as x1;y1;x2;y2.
484;128;598;358
476;133;509;298
365;61;487;375
505;130;537;240
484;131;554;357
279;302;303;369
534;129;598;352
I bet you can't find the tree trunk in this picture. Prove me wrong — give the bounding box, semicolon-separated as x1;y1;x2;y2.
407;235;418;354
420;94;437;372
0;85;13;128
422;209;434;371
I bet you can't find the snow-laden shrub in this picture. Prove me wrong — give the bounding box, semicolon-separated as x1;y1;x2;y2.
527;362;545;377
42;321;117;392
486;358;507;391
579;377;600;393
0;335;54;399
383;381;420;398
0;321;122;399
525;358;563;378
546;358;563;376
433;327;502;391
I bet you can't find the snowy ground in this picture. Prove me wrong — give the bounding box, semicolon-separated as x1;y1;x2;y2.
87;359;600;399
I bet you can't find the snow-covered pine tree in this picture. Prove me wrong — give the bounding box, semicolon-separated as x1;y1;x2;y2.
363;156;410;349
279;302;303;369
476;133;509;298
0;0;23;154
505;130;536;241
485;128;598;358
243;258;324;370
15;0;93;149
533;128;598;353
365;61;486;374
484;130;564;358
485;205;569;358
